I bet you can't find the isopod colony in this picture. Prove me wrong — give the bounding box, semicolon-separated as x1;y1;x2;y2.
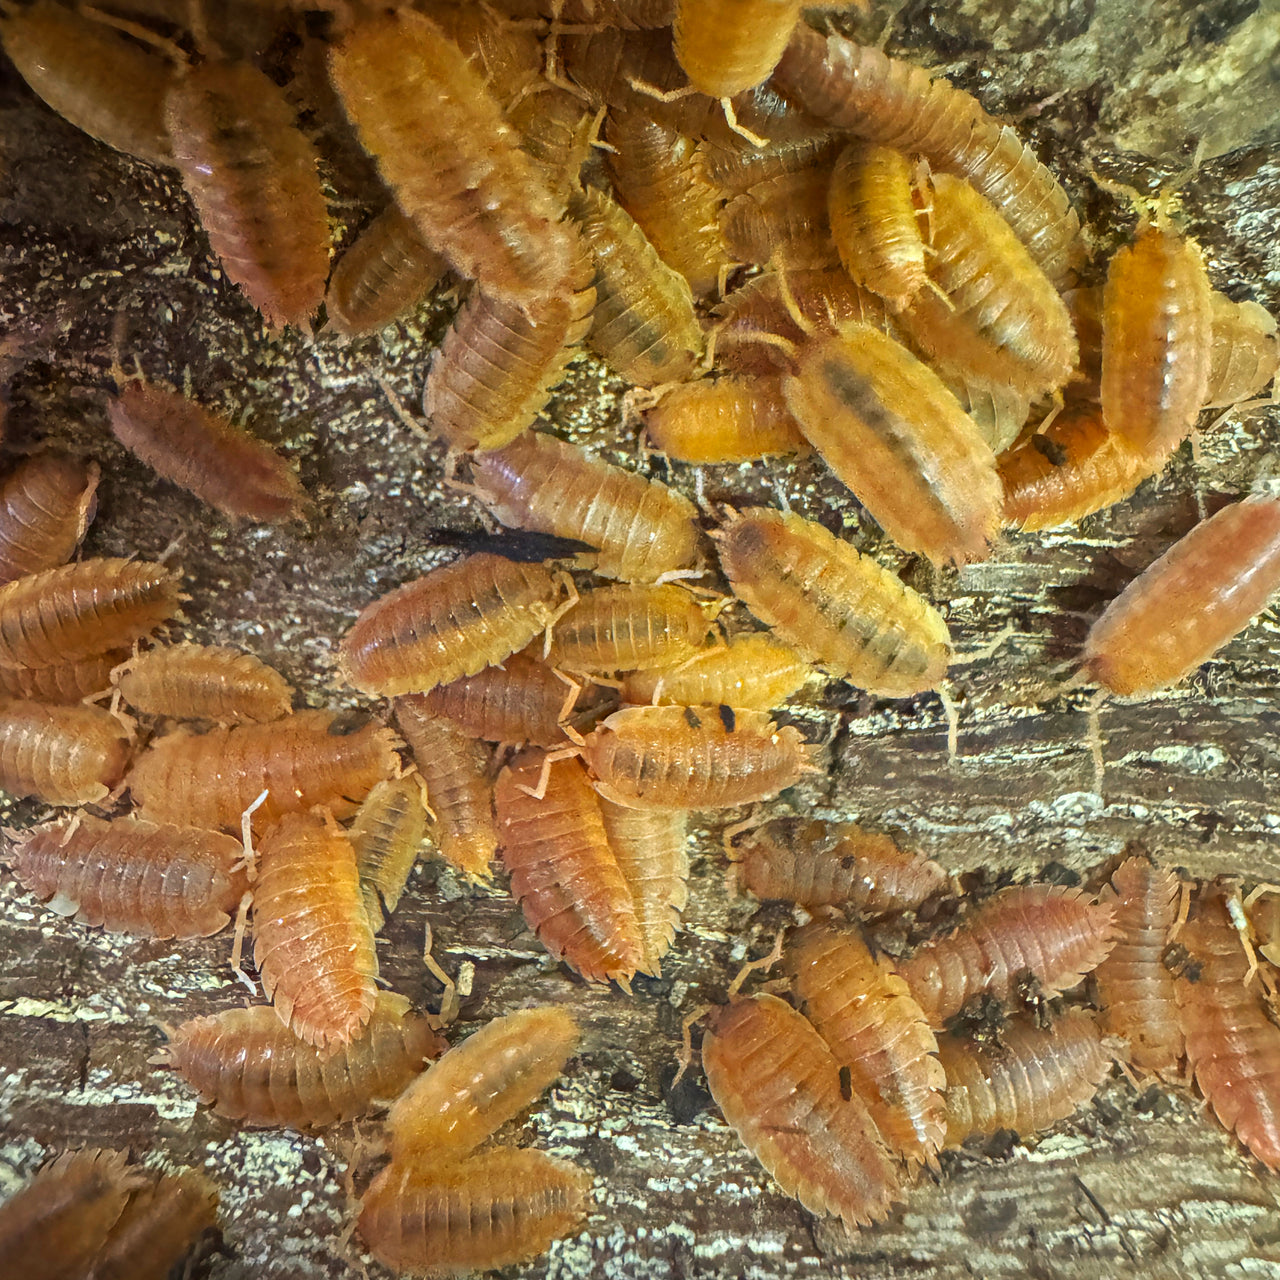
0;0;1278;1275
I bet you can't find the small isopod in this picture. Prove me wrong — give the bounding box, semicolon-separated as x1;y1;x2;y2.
621;632;810;710
0;452;99;586
941;372;1033;455
84;1169;219;1280
715;507;951;695
701;992;901;1228
10;814;246;938
509;86;598;205
339;553;570;697
113;642;294;724
673;0;802;99
163;992;445;1129
0;700;130;806
1204;291;1279;408
721;167;838;269
253;808;379;1049
897;883;1117;1028
350;776;429;930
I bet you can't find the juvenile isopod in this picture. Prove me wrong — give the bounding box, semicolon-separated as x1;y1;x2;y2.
0;557;182;669
0;452;99;586
10;814;246;938
126;709;400;833
253;808;379;1049
350;775;429;930
642;374;808;464
721;167;838;268
937;1010;1112;1146
701;992;901;1228
113;642;294;724
580;703;813;810
897;883;1117;1028
786;922;946;1165
1080;493;1280;697
358;1149;590;1276
0;700;130;806
162;992;446;1129
715;507;951;695
339;553;571;697
386;1006;579;1161
1092;854;1184;1077
84;1169;219;1280
673;0;802;99
395;697;499;883
941;373;1033;455
495;752;647;984
509;86;598;205
621;632;811;710
1204;291;1279;408
733;817;949;914
470;431;702;583
0;650;123;705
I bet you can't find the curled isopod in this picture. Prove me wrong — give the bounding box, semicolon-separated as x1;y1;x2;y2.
702;992;901;1228
162;992;445;1129
0;452;99;586
0;700;130;806
1204;291;1279;407
340;553;571;697
937;1010;1112;1146
642;374;808;463
350;776;429;930
253;808;379;1049
113;642;294;723
897;883;1117;1028
715;507;951;695
721;167;838;269
621;632;810;710
673;0;802;98
734;817;949;914
10;814;246;938
84;1169;219;1280
1081;493;1280;697
471;431;702;583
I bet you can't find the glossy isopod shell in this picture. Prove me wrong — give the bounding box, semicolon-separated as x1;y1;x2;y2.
163;991;445;1129
11;814;246;939
897;883;1118;1028
495;752;647;984
508;86;598;206
0;650;123;705
702;993;900;1228
0;452;98;586
1082;493;1280;697
643;375;809;463
253;808;379;1049
85;1170;219;1280
114;642;294;724
673;0;802;98
340;553;570;698
358;1148;590;1277
715;507;951;695
1204;291;1279;408
621;631;810;710
350;775;429;931
0;700;130;806
0;557;182;669
386;1006;579;1161
721;167;839;269
126;709;400;833
471;431;702;583
937;1010;1112;1146
699;132;838;200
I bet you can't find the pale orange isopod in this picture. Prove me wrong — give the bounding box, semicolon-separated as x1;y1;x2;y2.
0;650;123;705
673;0;802;99
721;167;838;269
642;374;809;463
113;642;294;723
621;632;811;710
509;86;598;204
83;1169;219;1280
0;452;99;586
0;700;130;806
1204;291;1279;407
940;373;1033;455
349;775;429;930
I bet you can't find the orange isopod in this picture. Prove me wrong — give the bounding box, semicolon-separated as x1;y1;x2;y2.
325;205;448;338
163;991;445;1129
772;26;1084;286
108;380;307;524
340;553;571;697
673;0;802;98
396;696;499;882
580;703;812;810
900;173;1079;399
84;1169;219;1280
422;1;544;111
937;1010;1112;1146
509;86;598;205
699;132;838;200
126;709;400;832
827;142;926;311
701;992;901;1228
113;642;294;723
897;883;1118;1028
621;631;811;710
0;557;182;669
0;650;123;705
329;8;579;305
253;808;379;1049
386;1005;579;1160
492;0;674;23
733;817;949;914
1250;893;1280;969
350;775;429;930
1204;291;1279;408
782;323;1002;566
715;507;952;695
0;700;130;805
495;752;647;984
358;1149;590;1276
470;431;702;582
1174;888;1280;1170
0;452;98;586
721;167;839;269
11;814;246;938
165;59;331;329
1081;493;1280;697
1092;854;1183;1077
546;582;713;675
570;184;704;387
1100;219;1212;457
642;374;808;464
786;922;946;1165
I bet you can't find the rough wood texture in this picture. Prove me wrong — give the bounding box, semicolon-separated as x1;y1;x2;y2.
2;2;1279;1278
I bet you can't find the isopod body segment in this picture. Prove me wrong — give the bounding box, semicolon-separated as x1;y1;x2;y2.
0;452;99;586
0;700;130;806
